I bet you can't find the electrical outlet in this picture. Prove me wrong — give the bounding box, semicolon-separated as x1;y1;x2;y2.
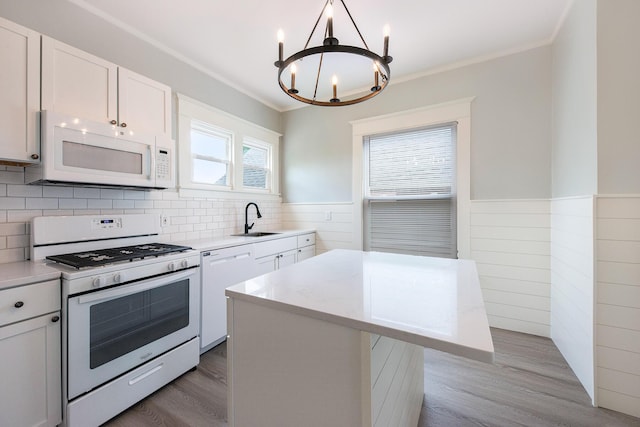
324;211;332;221
160;215;169;227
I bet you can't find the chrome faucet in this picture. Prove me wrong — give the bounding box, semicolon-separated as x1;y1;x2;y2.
244;202;262;234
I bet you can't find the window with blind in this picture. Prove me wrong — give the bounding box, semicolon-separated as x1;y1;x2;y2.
364;123;457;258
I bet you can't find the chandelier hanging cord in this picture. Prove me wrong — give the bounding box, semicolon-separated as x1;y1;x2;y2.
339;0;370;50
304;0;332;50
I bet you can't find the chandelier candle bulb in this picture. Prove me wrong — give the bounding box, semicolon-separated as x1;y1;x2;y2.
289;63;298;94
331;75;339;102
326;3;334;38
383;25;390;58
372;63;381;92
277;29;284;63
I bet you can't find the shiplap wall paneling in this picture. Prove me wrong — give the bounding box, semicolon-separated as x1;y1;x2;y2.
282;203;356;254
470;200;551;337
596;196;640;418
550;196;595;402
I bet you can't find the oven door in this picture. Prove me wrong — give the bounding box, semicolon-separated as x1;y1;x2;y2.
67;268;200;400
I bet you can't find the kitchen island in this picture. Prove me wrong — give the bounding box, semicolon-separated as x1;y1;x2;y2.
225;249;494;427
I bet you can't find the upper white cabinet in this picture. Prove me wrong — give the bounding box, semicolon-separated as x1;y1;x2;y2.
41;36;172;137
0;17;41;165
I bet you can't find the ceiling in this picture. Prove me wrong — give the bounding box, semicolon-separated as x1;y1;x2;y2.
67;0;572;112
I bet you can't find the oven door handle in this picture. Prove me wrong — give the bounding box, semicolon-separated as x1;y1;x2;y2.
76;269;196;304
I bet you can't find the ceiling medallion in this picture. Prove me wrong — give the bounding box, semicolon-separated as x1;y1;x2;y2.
274;0;392;107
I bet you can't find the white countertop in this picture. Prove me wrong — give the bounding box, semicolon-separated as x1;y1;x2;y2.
0;260;61;291
179;229;315;252
226;249;494;363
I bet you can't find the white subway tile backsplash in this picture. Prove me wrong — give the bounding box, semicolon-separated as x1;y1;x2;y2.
0;222;26;236
73;187;101;199
26;198;59;210
87;199;113;209
134;200;154;209
42;186;74;198
7;234;29;249
113;199;135;209
7;209;42;223
100;189;124;199
0;198;26;209
59;199;88;209
123;190;146;200
0;170;25;184
7;184;42;198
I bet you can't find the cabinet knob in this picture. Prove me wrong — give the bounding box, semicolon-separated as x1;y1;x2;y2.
120;122;127;128
110;119;117;125
14;301;24;308
51;315;60;323
30;153;39;160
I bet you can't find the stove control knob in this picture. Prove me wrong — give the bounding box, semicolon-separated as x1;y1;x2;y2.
181;259;189;269
168;262;176;272
92;276;104;288
113;273;125;283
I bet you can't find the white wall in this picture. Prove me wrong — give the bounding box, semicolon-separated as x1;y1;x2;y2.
596;196;640;417
550;196;595;402
282;46;552;202
470;200;551;337
597;0;640;194
551;0;598;198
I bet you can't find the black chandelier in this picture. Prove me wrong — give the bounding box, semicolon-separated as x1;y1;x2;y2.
274;0;392;107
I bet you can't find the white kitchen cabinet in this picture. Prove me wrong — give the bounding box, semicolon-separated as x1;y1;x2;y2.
253;236;298;275
0;17;41;166
0;279;61;427
41;36;171;137
296;233;316;262
200;244;255;351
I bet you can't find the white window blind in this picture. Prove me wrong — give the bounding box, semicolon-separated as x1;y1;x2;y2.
364;123;457;258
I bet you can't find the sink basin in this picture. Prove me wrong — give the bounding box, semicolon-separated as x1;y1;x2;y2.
231;232;281;237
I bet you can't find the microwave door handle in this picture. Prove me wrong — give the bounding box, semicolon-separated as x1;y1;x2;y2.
76;269;195;305
148;145;155;181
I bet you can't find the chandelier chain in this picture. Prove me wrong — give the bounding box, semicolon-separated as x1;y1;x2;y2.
339;0;369;50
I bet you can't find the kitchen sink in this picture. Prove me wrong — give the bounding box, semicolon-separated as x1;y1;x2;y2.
231;232;281;237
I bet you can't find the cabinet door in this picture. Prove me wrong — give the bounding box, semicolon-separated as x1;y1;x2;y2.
278;249;297;269
0;313;61;427
41;36;118;126
296;245;316;263
118;68;172;136
0;17;40;165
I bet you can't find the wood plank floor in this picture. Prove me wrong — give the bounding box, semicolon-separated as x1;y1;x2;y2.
104;328;640;426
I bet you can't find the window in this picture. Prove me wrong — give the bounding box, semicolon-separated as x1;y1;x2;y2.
177;94;281;196
190;121;231;187
364;123;457;258
242;138;271;190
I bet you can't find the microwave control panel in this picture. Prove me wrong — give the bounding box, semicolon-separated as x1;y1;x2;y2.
156;148;171;181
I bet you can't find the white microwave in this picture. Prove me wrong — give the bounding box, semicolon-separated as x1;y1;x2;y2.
25;111;175;190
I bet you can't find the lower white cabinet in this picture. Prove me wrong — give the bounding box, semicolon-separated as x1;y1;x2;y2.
0;279;61;427
296;233;316;262
254;248;297;275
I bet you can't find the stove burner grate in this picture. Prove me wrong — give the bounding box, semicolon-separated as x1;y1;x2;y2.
46;243;192;269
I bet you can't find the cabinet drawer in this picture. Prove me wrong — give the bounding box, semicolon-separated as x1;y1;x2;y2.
0;280;60;326
297;233;315;248
253;236;297;258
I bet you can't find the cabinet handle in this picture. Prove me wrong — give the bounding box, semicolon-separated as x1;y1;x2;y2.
51;315;60;323
120;122;127;128
30;153;39;160
14;301;24;308
110;119;117;125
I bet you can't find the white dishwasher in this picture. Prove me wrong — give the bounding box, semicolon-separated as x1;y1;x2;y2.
200;244;256;352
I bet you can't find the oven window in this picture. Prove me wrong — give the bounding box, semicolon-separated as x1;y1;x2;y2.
89;279;189;369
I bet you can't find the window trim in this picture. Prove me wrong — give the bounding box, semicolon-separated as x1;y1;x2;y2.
350;98;473;259
190;120;233;188
177;94;282;198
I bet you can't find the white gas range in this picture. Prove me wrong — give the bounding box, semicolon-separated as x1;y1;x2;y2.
31;214;201;427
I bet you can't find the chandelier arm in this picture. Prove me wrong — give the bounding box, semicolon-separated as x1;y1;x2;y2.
312;51;325;101
304;0;332;49
339;0;369;50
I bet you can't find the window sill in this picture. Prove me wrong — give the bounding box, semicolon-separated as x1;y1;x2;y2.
178;187;282;201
